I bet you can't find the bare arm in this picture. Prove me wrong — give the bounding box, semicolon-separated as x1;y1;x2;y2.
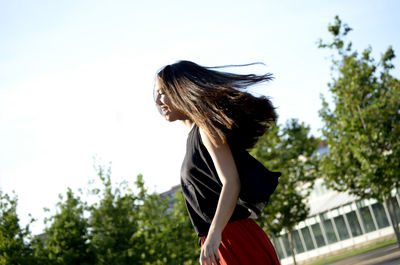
199;128;241;265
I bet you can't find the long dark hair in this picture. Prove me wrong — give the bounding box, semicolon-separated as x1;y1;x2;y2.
156;60;277;150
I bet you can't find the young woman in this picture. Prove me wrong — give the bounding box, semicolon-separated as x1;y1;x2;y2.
154;60;281;265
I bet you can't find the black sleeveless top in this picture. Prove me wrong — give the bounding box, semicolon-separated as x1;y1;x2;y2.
180;125;280;237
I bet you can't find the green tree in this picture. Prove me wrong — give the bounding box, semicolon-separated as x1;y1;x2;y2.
89;164;198;265
35;189;93;265
159;190;198;265
1;165;200;264
88;165;142;265
318;16;400;246
132;175;171;265
0;191;35;265
251;119;319;265
133;183;198;265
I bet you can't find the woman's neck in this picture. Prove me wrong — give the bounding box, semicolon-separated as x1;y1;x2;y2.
182;119;194;130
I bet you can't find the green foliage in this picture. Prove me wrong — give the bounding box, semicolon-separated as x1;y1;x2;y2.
318;15;353;53
318;15;400;246
251;119;319;264
34;188;93;265
252;119;319;235
135;189;198;265
318;16;400;201
1;165;199;264
162;191;198;265
88;165;198;265
89;165;141;265
0;191;35;265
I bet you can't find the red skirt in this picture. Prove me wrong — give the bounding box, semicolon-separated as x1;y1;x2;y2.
201;218;280;265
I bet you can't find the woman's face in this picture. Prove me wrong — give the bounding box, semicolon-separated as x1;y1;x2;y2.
155;80;188;122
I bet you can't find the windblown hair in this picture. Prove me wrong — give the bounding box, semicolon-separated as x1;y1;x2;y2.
156;60;277;150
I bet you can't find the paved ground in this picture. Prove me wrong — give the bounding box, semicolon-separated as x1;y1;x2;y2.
325;244;400;265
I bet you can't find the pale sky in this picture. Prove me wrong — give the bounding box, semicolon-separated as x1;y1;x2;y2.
1;0;399;234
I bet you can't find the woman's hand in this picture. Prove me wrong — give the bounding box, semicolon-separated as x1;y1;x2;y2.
200;231;221;265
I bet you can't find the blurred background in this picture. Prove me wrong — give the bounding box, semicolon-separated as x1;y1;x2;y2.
1;0;399;242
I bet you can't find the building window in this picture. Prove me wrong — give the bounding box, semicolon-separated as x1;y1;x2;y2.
301;226;315;251
322;218;338;244
358;205;377;233
333;215;350;240
311;223;326;247
345;211;363;237
281;234;291;257
389;196;400;220
293;230;305;254
272;237;286;260
371;202;390;228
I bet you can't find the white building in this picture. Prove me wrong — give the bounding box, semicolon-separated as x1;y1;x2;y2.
275;178;400;265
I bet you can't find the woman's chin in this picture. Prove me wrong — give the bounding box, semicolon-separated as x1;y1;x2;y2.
164;114;176;122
